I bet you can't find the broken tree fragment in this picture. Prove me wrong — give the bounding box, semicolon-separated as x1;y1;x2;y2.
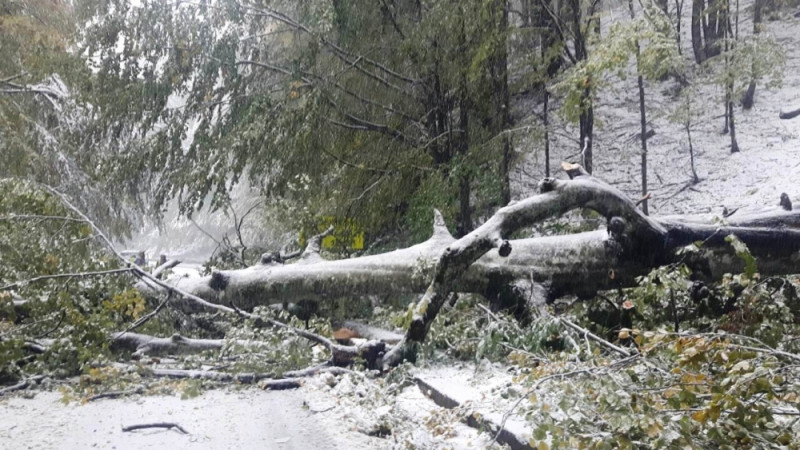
779;105;800;120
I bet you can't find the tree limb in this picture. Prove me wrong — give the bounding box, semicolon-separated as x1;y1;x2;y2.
122;422;189;434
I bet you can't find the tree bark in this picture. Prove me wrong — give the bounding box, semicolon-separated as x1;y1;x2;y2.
629;0;649;215
729;100;739;153
675;0;684;55
544;90;550;177
494;0;513;205
691;0;707;63
457;90;472;237
569;0;594;174
742;0;763;110
705;0;723;58
579;89;594;174
148;172;800;319
726;0;739;153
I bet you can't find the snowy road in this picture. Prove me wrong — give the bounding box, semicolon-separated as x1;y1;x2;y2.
0;388;375;450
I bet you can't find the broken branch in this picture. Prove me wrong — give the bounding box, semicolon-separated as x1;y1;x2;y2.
122;422;189;434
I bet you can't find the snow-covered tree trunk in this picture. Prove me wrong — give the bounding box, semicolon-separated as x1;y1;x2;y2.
141;165;800;366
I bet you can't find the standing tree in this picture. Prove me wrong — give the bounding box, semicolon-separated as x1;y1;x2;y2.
515;0;564;178
702;0;784;153
537;0;603;173
629;0;651;214
670;85;702;184
741;0;763;109
555;0;677;188
691;0;727;63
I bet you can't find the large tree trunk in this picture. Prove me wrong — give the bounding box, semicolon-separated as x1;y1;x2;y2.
148;168;800;329
136;165;800;368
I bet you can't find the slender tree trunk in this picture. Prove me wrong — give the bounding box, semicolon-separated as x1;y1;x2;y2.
458;98;472;236
687;123;700;183
742;0;762;109
571;0;593;173
544;89;550;177
675;0;684;55
692;0;706;64
727;0;740;153
500;1;512;205
629;0;649;214
638;83;648;215
723;97;730;133
492;0;512;205
457;11;472;236
729;101;739;153
538;0;561;179
580;96;594;174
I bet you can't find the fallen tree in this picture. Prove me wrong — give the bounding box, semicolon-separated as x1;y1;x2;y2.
8;168;798;375
2;164;799;408
136;164;800;367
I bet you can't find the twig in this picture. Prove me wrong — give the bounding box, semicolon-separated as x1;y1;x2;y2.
727;344;800;363
283;364;359;379
493;369;594;445
118;292;172;336
0;375;44;396
476;303;502;322
122;423;189;434
87;387;144;402
659;332;800;363
558;317;632;357
33;311;65;339
0;73;26;85
635;193;652;206
145;367;300;389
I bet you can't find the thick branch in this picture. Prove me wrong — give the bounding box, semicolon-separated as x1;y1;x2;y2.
111;332;228;356
386;168;666;365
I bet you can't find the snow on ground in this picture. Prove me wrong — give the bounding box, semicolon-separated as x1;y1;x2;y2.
512;3;800;218
0;367;517;450
0;387;379;450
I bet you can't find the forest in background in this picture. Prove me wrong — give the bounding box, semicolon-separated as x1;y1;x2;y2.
2;1;800;448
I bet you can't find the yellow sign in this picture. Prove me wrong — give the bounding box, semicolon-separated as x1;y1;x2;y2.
301;216;364;250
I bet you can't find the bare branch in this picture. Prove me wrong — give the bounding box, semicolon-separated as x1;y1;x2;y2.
1;268;134;291
558;317;632;357
0;375;44;396
122;423;189;434
0;214;86;223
